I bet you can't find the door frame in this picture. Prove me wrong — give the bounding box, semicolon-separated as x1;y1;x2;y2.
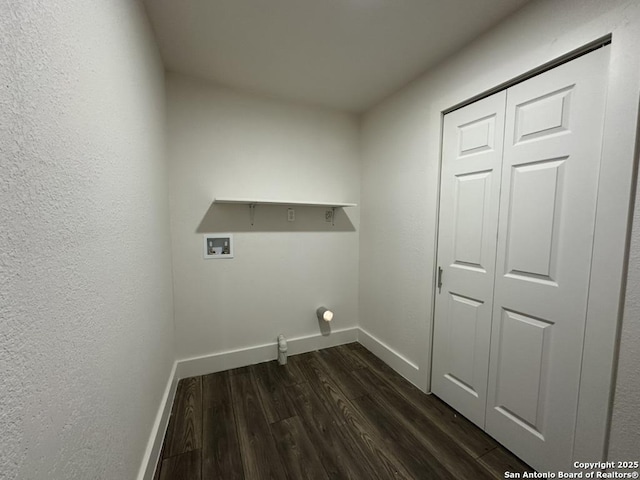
429;35;638;464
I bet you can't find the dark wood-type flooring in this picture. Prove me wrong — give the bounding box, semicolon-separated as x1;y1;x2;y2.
154;343;533;479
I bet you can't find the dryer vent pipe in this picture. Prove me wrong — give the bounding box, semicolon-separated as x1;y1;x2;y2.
317;307;334;322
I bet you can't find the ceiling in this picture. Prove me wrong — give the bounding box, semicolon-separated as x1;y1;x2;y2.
144;0;530;113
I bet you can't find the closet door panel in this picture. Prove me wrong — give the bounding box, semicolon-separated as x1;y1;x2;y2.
432;91;506;428
485;46;610;472
504;158;564;282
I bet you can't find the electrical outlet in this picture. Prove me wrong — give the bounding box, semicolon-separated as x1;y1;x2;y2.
287;208;295;222
325;209;333;223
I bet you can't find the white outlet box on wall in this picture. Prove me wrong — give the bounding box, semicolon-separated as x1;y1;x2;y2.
203;234;234;259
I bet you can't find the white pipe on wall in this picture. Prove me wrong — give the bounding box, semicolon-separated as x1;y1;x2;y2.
277;334;287;365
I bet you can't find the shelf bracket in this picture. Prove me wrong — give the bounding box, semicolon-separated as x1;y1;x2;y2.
332;207;337;227
249;203;256;226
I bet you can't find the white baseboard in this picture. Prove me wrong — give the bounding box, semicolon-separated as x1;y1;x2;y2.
285;327;359;356
357;327;422;389
137;361;179;480
176;342;276;380
175;326;359;380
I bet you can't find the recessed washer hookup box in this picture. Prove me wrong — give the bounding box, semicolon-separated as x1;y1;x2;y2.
203;234;234;259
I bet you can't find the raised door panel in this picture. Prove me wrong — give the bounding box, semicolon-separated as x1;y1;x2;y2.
432;91;506;428
493;309;553;440
459;115;497;156
504;158;565;284
485;46;610;472
453;171;492;271
445;293;484;397
513;86;572;144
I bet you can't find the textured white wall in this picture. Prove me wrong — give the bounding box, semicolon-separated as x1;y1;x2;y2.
359;0;640;460
609;188;640;458
0;1;175;479
167;73;360;360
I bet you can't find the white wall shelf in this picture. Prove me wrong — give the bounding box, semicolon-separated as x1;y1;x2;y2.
213;197;357;226
213;198;357;207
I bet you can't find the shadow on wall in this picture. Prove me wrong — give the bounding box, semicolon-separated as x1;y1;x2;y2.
196;203;356;233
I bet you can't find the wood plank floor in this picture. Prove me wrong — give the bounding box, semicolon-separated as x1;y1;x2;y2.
154;343;533;480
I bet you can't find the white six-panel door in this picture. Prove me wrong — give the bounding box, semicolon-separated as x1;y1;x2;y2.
433;46;609;472
432;91;506;428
